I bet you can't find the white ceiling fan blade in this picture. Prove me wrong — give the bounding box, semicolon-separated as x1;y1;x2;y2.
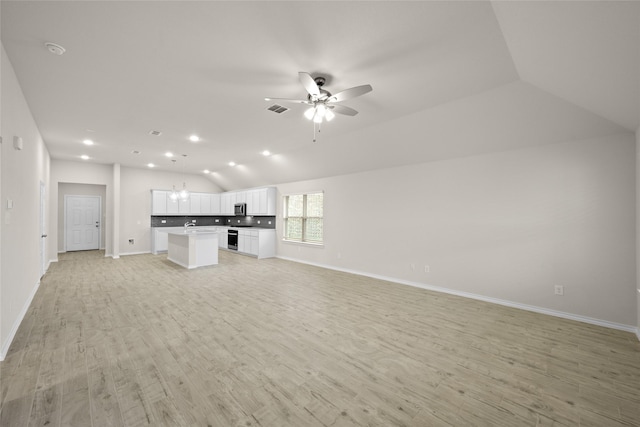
328;84;372;103
299;72;320;96
264;97;313;105
329;104;359;116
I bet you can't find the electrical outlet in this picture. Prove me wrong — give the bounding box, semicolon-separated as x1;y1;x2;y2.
424;265;430;273
192;219;196;223
161;219;166;223
128;239;134;244
337;252;341;259
554;285;564;296
410;263;415;271
215;219;219;223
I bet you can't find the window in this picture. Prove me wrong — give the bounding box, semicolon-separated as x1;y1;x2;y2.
283;192;324;244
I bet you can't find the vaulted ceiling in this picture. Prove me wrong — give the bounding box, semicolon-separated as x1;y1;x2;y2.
2;1;638;190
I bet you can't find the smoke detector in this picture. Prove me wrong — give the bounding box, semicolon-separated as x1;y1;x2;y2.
45;42;66;55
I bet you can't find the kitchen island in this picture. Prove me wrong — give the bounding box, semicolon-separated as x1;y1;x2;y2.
167;229;219;269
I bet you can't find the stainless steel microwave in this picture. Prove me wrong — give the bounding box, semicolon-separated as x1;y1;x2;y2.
234;203;246;216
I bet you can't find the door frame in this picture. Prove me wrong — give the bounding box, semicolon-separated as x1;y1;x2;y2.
64;195;102;252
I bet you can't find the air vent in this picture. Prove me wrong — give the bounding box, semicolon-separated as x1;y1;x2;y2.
149;130;162;136
267;104;289;114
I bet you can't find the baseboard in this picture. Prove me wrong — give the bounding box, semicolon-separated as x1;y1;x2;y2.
118;251;151;257
0;280;41;361
277;256;638;336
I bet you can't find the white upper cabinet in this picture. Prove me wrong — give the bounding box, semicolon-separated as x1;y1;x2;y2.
151;187;276;216
210;193;221;214
151;190;168;215
167;196;179;214
246;187;276;215
198;193;211;214
221;192;233;215
178;197;190;214
190;193;202;213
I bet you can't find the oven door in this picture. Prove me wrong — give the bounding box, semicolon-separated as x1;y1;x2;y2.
228;229;238;250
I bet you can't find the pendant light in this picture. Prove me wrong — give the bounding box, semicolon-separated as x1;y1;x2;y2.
178;154;190;201
169;159;179;202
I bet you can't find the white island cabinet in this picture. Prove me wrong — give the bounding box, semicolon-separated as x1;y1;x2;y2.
167;230;219;269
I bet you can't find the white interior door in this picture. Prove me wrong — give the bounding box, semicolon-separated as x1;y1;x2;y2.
65;195;101;251
40;182;47;277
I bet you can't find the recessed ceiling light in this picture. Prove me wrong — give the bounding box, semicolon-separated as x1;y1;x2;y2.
147;163;155;168
262;150;271;156
165;152;174;158
80;155;89;160
189;135;200;142
203;169;210;174
228;161;236;167
83;139;94;146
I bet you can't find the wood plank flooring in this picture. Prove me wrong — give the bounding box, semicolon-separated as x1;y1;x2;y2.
1;250;639;426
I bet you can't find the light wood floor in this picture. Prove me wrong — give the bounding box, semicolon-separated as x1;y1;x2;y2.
1;250;639;427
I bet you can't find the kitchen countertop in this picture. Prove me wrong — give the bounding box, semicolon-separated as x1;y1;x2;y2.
155;226;274;231
167;229;219;235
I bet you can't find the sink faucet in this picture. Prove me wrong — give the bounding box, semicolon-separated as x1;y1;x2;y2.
184;222;195;230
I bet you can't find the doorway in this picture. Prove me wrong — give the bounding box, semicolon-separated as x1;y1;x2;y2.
64;195;101;251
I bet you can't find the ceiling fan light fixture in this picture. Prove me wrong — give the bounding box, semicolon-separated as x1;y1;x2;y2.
268;72;372;140
304;107;315;120
325;109;335;122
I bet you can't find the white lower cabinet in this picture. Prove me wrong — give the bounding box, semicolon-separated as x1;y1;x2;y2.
238;230;259;256
235;229;275;258
218;228;228;248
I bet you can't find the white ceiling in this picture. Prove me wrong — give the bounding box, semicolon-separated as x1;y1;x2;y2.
1;1;638;190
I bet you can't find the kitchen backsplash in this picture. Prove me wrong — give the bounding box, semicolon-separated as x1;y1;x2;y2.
151;215;276;229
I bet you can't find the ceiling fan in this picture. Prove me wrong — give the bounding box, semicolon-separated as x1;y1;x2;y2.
266;72;373;141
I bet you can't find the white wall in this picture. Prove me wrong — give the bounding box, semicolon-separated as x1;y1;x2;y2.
277;133;637;329
1;45;51;359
